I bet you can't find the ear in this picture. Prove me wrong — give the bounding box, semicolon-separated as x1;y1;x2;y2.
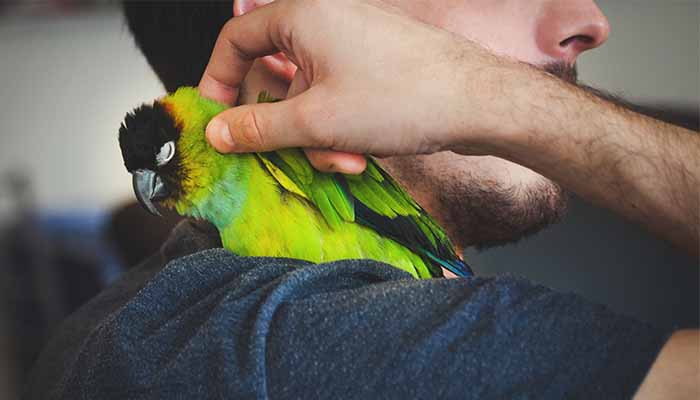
234;0;297;82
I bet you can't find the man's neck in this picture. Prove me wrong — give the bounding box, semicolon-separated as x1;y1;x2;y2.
238;60;291;105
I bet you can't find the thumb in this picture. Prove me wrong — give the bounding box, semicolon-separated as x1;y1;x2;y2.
206;95;322;153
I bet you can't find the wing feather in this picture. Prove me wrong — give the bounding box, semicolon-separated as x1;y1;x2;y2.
254;91;471;277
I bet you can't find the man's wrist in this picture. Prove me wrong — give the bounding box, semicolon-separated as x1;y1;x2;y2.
445;52;551;158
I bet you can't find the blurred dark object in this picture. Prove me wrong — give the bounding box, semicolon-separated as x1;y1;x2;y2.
122;1;231;93
1;216;104;382
0;172;108;390
104;201;182;268
0;171;180;393
0;198;181;393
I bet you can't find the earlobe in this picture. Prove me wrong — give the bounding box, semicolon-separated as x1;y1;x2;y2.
233;0;296;82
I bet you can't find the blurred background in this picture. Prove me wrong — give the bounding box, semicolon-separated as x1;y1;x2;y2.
0;0;697;398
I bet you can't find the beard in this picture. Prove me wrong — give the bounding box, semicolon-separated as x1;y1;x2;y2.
431;167;568;250
378;153;568;249
378;61;621;249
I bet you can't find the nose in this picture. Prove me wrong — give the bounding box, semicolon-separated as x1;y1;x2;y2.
535;0;611;64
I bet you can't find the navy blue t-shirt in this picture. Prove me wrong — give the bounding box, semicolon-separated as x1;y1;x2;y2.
25;221;668;399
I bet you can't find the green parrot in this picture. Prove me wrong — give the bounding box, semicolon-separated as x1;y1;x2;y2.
118;87;472;279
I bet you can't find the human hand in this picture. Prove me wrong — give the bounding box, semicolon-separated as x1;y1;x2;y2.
199;0;521;173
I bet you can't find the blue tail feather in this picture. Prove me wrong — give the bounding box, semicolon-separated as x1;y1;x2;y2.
422;251;473;278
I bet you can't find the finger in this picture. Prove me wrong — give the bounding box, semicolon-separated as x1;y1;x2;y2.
287;65;366;174
198;1;287;105
206;92;322;153
304;149;367;174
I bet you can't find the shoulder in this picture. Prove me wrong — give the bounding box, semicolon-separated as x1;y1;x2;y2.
24;250;410;399
25;250;669;399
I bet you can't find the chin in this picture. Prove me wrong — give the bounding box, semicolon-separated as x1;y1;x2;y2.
377;152;568;249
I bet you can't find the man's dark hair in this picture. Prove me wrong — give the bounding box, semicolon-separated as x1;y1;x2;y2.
122;1;232;92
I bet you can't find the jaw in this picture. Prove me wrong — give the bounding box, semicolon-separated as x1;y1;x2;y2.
376;152;568;248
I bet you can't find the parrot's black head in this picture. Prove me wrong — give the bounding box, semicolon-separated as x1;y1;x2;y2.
119;101;182;216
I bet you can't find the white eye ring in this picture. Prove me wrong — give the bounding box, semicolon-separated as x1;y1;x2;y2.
156;141;175;166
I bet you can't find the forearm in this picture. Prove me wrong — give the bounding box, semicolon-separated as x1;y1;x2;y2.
478;65;699;255
198;0;699;252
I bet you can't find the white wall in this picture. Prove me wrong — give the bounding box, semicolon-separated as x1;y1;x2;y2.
0;9;163;212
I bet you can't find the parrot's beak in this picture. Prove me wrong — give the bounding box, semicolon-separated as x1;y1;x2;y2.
132;169;169;217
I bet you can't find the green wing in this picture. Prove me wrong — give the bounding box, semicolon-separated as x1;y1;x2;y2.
256;148;354;228
254;92;469;277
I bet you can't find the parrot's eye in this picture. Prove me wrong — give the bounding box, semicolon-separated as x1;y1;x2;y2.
156;141;175;167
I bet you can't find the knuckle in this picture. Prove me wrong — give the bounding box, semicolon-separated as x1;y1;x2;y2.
221;17;236;34
220;18;239;46
237;109;266;149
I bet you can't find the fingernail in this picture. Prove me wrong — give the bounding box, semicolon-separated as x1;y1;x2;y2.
207;118;234;150
337;156;367;175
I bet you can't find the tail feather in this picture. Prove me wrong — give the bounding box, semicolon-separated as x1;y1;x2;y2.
422;250;473;278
